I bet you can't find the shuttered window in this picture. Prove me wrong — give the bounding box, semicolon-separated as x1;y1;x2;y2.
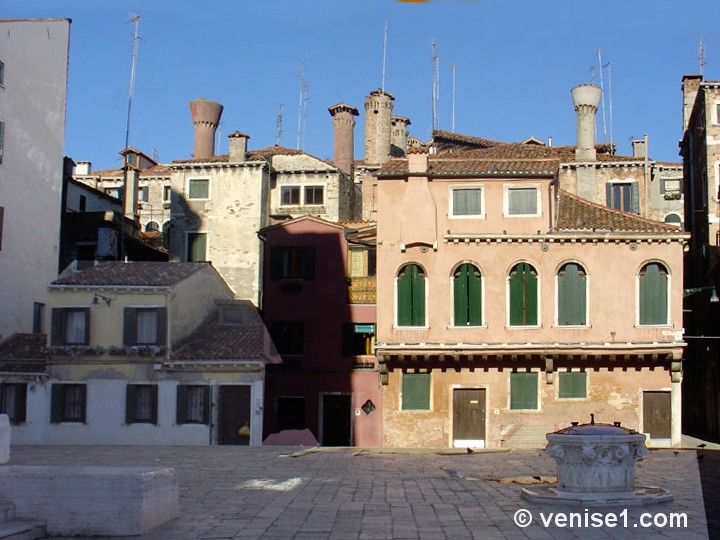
177;385;210;424
50;384;87;423
606;182;640;214
0;383;27;424
270;321;304;355
510;372;538;410
187;232;207;262
51;308;90;346
125;384;158;424
453;263;482;326
559;372;587;399
509;263;538;326
507;187;538;215
401;372;431;410
557;263;587;326
397;264;426;327
188;179;209;199
452;188;482;216
639;262;669;325
270;246;315;279
123;307;167;346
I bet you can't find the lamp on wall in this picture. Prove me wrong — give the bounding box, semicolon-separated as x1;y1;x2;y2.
683;286;720;303
92;293;112;306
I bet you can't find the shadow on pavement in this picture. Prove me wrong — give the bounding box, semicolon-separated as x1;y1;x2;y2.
697;449;720;539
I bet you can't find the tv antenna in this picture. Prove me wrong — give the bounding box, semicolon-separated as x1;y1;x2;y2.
296;57;309;150
381;21;388;93
431;38;440;131
595;48;614;150
276;104;285;146
699;36;706;76
450;64;456;133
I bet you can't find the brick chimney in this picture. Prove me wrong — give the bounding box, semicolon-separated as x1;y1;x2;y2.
364;89;394;165
391;115;411;157
328;102;359;176
189;99;223;159
228;131;250;163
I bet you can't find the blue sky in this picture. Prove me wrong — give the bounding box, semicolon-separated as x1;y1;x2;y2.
3;0;719;170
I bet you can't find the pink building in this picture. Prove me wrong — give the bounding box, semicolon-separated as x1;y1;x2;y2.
374;146;688;448
260;216;381;446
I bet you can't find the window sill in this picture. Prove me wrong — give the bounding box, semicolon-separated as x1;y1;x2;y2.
553;324;591;329
503;213;542;218
393;325;429;330
506;325;541;330
449;214;486;220
448;325;487;329
635;324;672;328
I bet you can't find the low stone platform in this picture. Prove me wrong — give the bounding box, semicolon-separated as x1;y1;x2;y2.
522;484;674;506
0;465;178;537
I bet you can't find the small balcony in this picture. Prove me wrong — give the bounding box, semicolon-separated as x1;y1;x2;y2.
347;276;376;304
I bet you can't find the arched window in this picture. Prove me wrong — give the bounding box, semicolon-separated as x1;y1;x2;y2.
509;262;538;326
557;263;587;326
639;262;669;325
664;214;682;228
145;221;160;232
453;263;482;326
397;264;426;327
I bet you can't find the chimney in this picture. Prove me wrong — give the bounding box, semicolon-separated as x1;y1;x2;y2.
328;102;359;176
571;84;602;161
364;89;395;165
228;131;250;163
407;146;429;173
391;115;411;157
631;139;648;159
189;99;223;159
74;161;92;175
681;74;703;132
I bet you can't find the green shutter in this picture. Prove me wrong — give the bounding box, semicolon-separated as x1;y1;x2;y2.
397;268;412;326
467;266;482;326
454;265;469;325
631;182;640;214
398;265;425;327
559;372;587;398
558;264;586;326
176;385;188;424
411;265;425;326
402;372;431;410
510;372;538;410
454;264;481;326
50;384;63;423
510;263;537;326
639;263;668;325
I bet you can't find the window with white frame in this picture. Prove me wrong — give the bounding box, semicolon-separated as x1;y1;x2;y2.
50;383;87;423
450;186;483;217
304;186;324;205
188;178;209;199
638;262;669;326
138;186;148;202
506;186;539;216
280;185;325;207
280;186;300;206
187;232;207;262
177;385;210;424
125;384;158;424
163;185;171;202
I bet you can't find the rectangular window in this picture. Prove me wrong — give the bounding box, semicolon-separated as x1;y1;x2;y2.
270;321;304;355
401;372;431;410
559;372;587;399
125;384;158;424
0;383;27;425
606;182;639;214
138;186;148;202
32;302;45;334
163;185;171;202
50;308;90;346
270;246;315;279
451;187;483;217
507;187;539;215
510;372;538;410
50;384;87;423
280;186;300;206
123;307;167;346
79;194;87;212
716;103;720;124
304;186;324;205
187;232;207;262
342;323;376;356
0;60;4;86
0;120;5;164
177;385;210;424
0;206;3;250
188;179;209;199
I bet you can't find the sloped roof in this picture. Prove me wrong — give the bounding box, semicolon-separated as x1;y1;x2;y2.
432;129;506;149
377;156;558;177
0;334;47;374
554;190;682;233
51;262;209;287
171;301;280;363
172;145;305;165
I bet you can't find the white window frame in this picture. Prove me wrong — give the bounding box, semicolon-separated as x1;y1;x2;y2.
163;185;172;203
187;178;210;200
505;261;541;329
557;370;589;400
503;183;541;217
399;371;432;412
449;261;486;328
393;265;429;330
279;184;326;207
508;370;542;412
449;185;485;219
185;231;209;262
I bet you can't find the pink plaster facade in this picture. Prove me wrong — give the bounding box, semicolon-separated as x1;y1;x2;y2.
375;150;687;448
261;216;381;446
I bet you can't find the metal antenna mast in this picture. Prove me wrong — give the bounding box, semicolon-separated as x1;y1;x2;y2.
431;39;440;131
596;48;608;144
381;21;388;93
276;104;285;146
450;64;456;133
699;36;706;76
120;13;140;261
296;57;309;150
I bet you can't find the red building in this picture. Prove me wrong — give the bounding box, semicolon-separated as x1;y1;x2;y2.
260;216;381;446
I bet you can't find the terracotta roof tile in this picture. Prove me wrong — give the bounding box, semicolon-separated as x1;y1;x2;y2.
51;262;208;287
0;334;47;373
377;157;558;177
555;190;682;233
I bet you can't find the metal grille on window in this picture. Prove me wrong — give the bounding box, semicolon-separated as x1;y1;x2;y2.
64;385;84;421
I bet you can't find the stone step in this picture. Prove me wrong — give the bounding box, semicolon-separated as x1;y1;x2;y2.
0;521;45;540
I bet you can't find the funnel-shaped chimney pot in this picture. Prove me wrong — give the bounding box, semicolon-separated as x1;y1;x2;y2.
190;99;223;159
571;84;601;161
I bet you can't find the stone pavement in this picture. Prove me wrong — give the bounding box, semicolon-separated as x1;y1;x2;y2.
7;443;717;540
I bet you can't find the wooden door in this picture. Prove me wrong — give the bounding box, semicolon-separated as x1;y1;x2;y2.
453;388;486;446
321;394;351;446
643;390;671;439
218;385;251;445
